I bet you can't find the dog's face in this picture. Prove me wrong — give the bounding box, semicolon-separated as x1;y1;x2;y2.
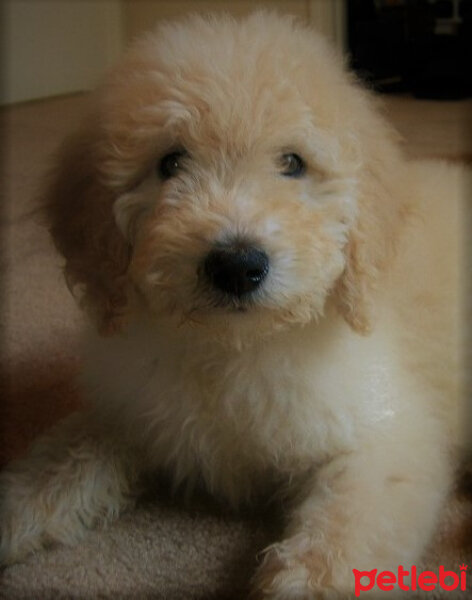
112;67;357;335
45;13;405;341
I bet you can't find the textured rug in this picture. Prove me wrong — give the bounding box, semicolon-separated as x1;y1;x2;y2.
1;94;471;599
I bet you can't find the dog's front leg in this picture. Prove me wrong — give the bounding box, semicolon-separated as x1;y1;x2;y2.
251;437;451;599
0;411;139;565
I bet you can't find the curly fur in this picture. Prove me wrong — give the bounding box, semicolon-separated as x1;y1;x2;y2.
1;12;468;598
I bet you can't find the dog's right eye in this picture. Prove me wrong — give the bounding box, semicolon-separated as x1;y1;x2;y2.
158;151;186;180
279;153;306;178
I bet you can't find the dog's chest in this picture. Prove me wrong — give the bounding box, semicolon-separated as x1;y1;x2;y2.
84;320;364;503
132;329;360;501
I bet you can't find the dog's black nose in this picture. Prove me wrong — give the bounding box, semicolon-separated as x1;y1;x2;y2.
203;244;269;297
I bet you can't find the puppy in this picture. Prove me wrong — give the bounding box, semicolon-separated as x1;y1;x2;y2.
0;11;469;599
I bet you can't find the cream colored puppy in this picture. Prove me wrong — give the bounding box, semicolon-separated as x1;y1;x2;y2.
0;12;468;599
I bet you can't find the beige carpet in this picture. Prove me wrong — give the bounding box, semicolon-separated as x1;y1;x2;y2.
1;93;471;599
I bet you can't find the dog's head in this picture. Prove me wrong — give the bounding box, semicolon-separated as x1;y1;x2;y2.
45;12;407;342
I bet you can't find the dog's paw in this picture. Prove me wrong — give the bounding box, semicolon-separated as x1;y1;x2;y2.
0;518;44;567
0;476;46;566
0;466;76;566
250;536;351;600
0;412;139;566
0;463;102;567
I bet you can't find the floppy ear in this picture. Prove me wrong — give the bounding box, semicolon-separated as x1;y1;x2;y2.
43;123;131;335
333;111;409;334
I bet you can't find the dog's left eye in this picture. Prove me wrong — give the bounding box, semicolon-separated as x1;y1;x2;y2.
158;151;186;180
279;153;306;178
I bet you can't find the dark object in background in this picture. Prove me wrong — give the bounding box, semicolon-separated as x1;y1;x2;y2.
348;0;472;99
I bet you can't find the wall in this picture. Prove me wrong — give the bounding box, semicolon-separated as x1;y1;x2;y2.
1;0;122;104
1;0;344;105
122;0;345;48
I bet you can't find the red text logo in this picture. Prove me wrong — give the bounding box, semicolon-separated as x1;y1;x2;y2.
353;564;468;596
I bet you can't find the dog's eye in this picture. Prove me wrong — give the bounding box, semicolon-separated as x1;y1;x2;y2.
279;153;306;178
158;151;186;180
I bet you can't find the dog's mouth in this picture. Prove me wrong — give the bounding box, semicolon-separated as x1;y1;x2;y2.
191;286;258;315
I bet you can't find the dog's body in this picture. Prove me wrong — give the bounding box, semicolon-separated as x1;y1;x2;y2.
0;12;469;598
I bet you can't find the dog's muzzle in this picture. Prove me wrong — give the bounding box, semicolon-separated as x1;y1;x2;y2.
203;242;269;297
